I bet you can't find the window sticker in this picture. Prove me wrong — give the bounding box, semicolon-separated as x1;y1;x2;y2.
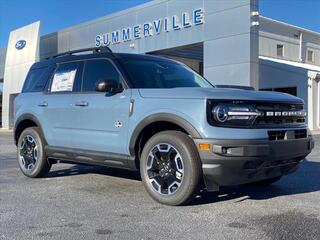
51;69;77;92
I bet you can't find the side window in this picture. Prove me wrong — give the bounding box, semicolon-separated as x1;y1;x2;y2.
83;59;120;92
307;50;314;63
277;44;284;57
22;67;51;93
50;62;83;93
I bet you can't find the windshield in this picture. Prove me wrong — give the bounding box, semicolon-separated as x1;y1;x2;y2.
120;58;213;88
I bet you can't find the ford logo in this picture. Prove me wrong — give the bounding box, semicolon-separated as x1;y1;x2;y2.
15;40;26;50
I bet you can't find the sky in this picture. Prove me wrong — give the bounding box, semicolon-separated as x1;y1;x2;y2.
0;0;319;48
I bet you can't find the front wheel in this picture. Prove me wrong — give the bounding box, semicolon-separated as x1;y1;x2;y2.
140;131;202;206
17;127;51;178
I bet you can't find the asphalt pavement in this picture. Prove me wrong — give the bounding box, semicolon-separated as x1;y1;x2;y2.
0;131;319;240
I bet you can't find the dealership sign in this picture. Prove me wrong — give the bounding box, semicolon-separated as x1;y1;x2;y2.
15;40;26;50
95;8;204;47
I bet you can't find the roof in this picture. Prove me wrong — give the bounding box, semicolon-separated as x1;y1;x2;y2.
32;51;179;69
260;16;320;38
259;56;320;73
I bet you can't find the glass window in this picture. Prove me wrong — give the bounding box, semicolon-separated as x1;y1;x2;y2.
277;44;284;57
120;59;212;89
22;67;50;93
82;59;120;92
50;62;82;92
307;50;314;62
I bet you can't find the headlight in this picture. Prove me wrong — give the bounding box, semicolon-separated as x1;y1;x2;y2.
207;100;306;128
212;103;261;127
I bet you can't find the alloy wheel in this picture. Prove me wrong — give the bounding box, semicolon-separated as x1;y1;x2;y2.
19;135;38;171
146;143;184;195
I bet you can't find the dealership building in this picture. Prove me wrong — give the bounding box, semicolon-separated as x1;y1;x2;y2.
0;0;319;131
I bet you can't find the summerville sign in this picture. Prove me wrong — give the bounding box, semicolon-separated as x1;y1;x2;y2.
95;8;204;47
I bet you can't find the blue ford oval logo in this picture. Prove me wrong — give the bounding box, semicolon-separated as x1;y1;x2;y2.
15;40;26;50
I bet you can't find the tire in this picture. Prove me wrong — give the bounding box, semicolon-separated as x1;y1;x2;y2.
140;131;202;206
252;176;282;186
17;127;51;178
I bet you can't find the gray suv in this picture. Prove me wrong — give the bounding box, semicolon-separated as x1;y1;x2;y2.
14;47;314;205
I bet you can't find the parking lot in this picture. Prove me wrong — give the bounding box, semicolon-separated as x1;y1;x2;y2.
0;131;319;240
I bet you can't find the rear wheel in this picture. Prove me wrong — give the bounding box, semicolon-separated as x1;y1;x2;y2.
17;127;51;178
140;131;202;206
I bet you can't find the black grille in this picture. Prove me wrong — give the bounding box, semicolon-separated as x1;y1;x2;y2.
243;158;301;170
254;102;305;128
263;158;301;168
268;130;286;141
268;129;307;141
207;100;306;129
294;129;307;139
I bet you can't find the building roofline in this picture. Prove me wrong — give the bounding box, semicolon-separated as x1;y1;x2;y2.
260;16;320;38
6;12;320;46
259;56;320;72
58;0;167;34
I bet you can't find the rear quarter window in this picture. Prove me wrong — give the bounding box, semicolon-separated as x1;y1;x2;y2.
22;67;52;93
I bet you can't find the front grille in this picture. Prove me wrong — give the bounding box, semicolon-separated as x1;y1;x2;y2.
295;129;307;139
263;158;301;168
268;130;286;141
243;158;301;170
254;102;305;128
268;129;307;141
207;100;306;129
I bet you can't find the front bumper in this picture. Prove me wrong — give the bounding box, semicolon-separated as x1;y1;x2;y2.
194;136;314;191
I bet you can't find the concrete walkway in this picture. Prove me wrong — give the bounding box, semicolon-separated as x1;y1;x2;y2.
312;130;320;135
0;128;13;133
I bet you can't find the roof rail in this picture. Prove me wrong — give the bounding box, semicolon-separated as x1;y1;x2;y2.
46;46;112;59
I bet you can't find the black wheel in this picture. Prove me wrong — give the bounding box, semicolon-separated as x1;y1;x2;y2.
140;131;202;206
17;127;51;178
252;176;282;186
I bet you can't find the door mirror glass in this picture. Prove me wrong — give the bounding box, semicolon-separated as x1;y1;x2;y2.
95;79;122;93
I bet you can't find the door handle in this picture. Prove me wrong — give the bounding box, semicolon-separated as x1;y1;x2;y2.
38;101;48;107
74;101;89;107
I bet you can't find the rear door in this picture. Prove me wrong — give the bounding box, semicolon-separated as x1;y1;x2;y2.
41;61;85;147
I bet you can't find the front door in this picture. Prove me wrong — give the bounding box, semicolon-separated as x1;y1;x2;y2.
66;58;131;154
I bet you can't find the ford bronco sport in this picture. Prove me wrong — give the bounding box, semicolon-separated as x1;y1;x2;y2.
14;47;314;205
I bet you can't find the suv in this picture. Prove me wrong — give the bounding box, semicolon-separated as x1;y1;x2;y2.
14;47;314;205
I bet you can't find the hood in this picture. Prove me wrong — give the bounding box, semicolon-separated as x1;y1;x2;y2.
138;87;303;103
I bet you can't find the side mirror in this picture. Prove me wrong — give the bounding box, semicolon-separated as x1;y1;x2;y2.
95;79;123;93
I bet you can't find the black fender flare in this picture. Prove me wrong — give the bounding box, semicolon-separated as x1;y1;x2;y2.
14;113;46;145
128;113;201;156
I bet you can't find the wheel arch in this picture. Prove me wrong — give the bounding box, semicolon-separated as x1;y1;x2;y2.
129;113;201;165
14;114;46;146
